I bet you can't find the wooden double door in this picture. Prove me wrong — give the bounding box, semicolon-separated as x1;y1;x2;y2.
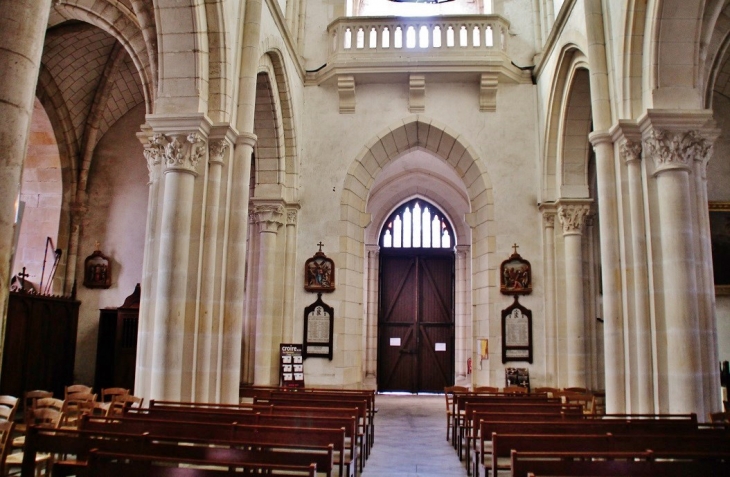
377;250;455;393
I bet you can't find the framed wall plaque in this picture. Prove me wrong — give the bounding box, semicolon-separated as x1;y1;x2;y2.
303;294;334;360
501;296;533;364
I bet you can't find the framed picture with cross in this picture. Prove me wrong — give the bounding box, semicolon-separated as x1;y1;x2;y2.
500;243;531;295
304;242;335;293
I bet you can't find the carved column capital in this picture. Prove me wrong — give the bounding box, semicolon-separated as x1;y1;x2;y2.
286;208;298;226
619;139;642;164
643;129;712;175
142;133;165;184
557;203;591;235
162;132;207;176
208;139;230;166
254;204;285;233
539;203;558;229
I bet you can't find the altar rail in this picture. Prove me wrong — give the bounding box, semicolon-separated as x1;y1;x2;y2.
327;15;510;60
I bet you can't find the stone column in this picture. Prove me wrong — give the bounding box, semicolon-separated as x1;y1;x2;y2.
194;133;231;402
221;132;254;400
584;214;598;390
252;203;284;385
539;206;557;383
455;245;470;381
143;117;210;401
558;202;591;388
241;208;259;385
282;208;299;344
135;129;164;397
692;142;722;414
619;135;654;413
0;0;52;325
365;245;379;380
642;126;707;414
589;131;626;413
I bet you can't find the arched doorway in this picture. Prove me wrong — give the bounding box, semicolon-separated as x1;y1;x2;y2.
377;199;456;392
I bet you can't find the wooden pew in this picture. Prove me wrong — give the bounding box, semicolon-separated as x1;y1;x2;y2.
451;393;556;448
462;410;586;470
484;430;730;477
511;450;730;477
87;449;318;477
21;426;335;477
133;406;361;473
79;416;353;477
240;386;377;454
254;394;370;470
460;404;584;463
473;416;700;477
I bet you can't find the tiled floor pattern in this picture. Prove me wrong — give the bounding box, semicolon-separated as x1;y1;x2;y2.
361;394;465;477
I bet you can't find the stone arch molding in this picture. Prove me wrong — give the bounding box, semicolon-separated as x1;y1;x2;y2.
542;44;590;202
344;116;496;386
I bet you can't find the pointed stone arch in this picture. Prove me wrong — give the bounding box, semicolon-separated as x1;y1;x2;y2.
259;39;299;196
339;115;495;386
542;45;589;202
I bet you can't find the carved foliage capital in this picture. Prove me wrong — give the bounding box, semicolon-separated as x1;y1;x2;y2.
143;133;166;183
643;129;713;174
620;139;642;164
286;209;298;225
542;212;556;228
254;204;285;233
164;132;207;175
557;204;590;235
208;139;230;165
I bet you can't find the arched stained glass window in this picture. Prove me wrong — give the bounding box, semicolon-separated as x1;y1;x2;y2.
379;199;455;249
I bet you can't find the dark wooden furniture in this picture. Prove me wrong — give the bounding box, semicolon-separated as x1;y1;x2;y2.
93;284;139;392
0;291;80;399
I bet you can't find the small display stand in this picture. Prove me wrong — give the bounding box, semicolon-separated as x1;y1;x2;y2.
280;343;305;388
505;367;530;392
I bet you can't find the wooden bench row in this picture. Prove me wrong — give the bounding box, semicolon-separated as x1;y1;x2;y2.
22;386;377;477
22;426;328;477
514;450;730;477
471;418;728;477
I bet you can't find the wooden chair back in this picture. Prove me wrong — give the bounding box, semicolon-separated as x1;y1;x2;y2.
65;384;93;399
100;387;129;403
0;421;12;475
22;390;53;426
0;395;18;422
107;394;144;416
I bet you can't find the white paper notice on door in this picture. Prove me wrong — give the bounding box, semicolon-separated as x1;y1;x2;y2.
435;342;446;351
390;337;401;346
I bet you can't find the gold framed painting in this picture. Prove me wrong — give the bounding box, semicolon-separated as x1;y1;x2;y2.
710;201;730;296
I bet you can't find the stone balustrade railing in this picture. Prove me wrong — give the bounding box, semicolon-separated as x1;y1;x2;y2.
327;15;509;60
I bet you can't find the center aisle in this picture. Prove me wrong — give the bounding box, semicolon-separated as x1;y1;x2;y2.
361;393;466;477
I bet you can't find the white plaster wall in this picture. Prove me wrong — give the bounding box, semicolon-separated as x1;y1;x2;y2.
296;77;541;386
73;103;148;385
